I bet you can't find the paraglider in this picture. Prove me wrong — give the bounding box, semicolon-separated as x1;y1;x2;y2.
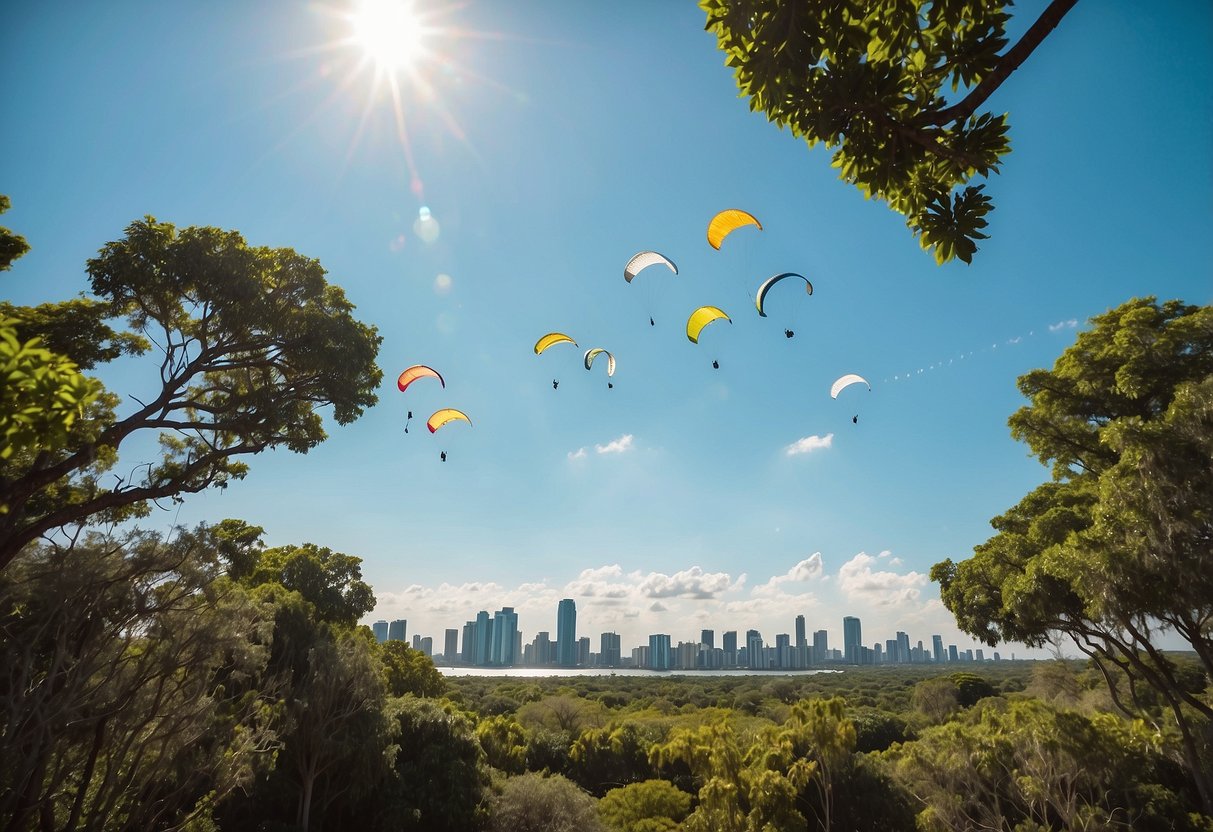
707;209;762;250
830;374;871;399
624;251;677;326
535;332;577;389
398;365;445;433
687;305;731;370
584;347;617;389
785;329;794;339
755;273;813;317
428;408;471;463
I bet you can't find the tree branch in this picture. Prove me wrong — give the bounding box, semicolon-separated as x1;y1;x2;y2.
922;0;1080;127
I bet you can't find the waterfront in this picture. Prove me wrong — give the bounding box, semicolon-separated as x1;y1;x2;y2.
437;666;840;678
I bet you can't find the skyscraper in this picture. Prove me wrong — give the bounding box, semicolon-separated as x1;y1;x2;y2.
700;629;715;649
649;634;672;670
491;606;518;666
813;629;828;664
388;619;407;642
746;629;764;669
557;598;577;666
600;632;621;667
843;616;862;664
461;621;475;663
372;620;388;643
444;628;458;662
932;634;944;663
722;630;738;654
896;631;911;664
474;610;493;666
795;615;806;648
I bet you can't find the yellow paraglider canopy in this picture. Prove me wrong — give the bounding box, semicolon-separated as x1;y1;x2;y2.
686;306;731;344
707;209;762;250
534;333;577;355
427;409;472;433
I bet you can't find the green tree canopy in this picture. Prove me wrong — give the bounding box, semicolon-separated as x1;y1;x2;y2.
932;297;1213;812
0;215;382;570
700;0;1078;264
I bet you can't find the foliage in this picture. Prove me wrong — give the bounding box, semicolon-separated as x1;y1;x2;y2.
0;527;279;831
0;215;382;570
569;722;656;795
381;640;448;698
0;320;101;470
366;696;490;832
248;541;376;627
886;698;1211;831
0;195;30;270
488;772;605;832
700;1;1079;263
597;779;692;832
933;297;1213;811
478;714;529;774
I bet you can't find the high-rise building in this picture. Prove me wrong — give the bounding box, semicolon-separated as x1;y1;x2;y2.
886;638;898;662
578;636;590;666
975;648;985;662
722;630;738;655
491;607;518;666
649;634;672;670
948;644;959;662
372;620;388;643
746;629;764;669
388;619;407;642
843;616;862;664
461;621;475;663
932;634;944;663
532;631;552;666
775;633;791;668
813;629;828;664
700;629;715;649
795;615;806;648
896;631;911;664
557;598;577;666
474;611;493;666
444;629;458;662
600;632;621;667
412;634;422;650
420;636;432;656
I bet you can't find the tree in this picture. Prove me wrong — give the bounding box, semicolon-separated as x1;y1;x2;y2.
0;526;279;831
0;215;382;570
597;779;692;832
380;640;447;698
370;697;490;832
488;773;605;832
932;297;1213;812
885;698;1208;831
700;0;1079;264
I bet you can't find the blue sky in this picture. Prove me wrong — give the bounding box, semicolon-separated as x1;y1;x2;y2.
4;2;1211;657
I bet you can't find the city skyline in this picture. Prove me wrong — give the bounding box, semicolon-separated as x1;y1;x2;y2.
368;549;1060;662
371;592;1010;668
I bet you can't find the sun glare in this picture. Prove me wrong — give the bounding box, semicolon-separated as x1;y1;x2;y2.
350;0;427;72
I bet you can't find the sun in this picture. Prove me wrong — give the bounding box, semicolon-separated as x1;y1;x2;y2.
349;0;428;73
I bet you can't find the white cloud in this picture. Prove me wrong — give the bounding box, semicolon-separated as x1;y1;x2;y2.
755;553;824;594
567;447;587;460
784;433;833;456
595;434;634;454
1049;319;1078;332
837;552;927;607
649;601;668;612
638;566;735;599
